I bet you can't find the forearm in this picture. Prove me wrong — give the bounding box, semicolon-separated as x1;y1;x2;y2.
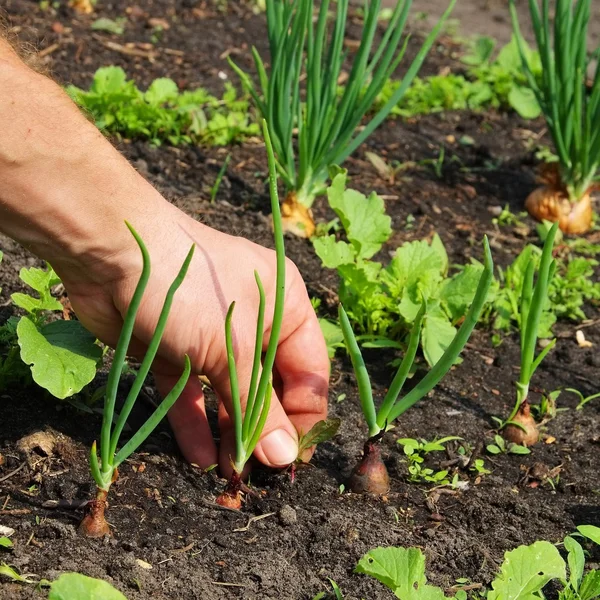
0;40;172;280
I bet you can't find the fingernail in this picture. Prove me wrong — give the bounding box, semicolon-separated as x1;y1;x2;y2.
260;429;298;466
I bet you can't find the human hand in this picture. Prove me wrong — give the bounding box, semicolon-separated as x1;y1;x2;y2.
0;55;328;474
55;202;330;475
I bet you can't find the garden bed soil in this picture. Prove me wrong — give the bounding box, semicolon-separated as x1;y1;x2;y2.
1;1;599;599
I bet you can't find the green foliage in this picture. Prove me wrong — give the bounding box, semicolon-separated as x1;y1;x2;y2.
91;17;126;35
225;122;286;474
486;242;600;338
510;0;600;200
0;538;12;548
0;563;37;584
397;436;462;485
487;542;566;600
49;573;127;600
67;66;259;147
356;547;448;600
313;172;491;366
230;0;456;207
357;532;600;600
486;434;531;455
318;318;345;359
297;419;341;458
312;579;344;600
578;525;600;546
339;236;492;438
91;224;193;494
17;318;101;400
0;262;101;398
374;36;542;119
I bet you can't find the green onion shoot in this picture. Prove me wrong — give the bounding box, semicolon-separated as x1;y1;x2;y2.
340;237;493;494
79;224;194;537
502;221;558;447
215;119;286;509
229;0;456;237
510;0;599;233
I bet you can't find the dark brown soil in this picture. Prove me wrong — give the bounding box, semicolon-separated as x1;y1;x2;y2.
1;1;599;599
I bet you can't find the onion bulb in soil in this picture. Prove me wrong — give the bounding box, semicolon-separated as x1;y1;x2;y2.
503;402;539;447
525;186;593;235
280;192;316;238
348;439;390;494
216;472;243;510
78;490;110;538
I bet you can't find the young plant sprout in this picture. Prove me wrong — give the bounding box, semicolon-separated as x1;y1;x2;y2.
340;238;493;494
501;222;558;447
229;0;456;237
510;0;600;233
215;120;286;509
79;224;194;537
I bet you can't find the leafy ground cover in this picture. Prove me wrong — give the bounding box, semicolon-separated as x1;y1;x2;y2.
0;0;599;598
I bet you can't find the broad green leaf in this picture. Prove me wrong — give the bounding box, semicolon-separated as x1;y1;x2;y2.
579;571;600;600
327;172;392;260
508;86;541;119
564;536;584;589
11;293;63;314
421;306;457;367
17;317;102;399
461;36;496;66
429;234;448;275
440;263;485;321
0;538;12;548
20;264;61;291
313;236;356;268
386;240;445;298
397;439;420;455
11;265;63;315
355;547;448;600
318;319;345;359
297;419;341;455
488;541;566;600
496;36;538;73
578;526;600;546
49;573;127;600
145;78;179;105
90;66;128;94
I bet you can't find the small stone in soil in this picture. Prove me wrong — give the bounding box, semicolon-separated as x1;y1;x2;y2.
278;504;297;526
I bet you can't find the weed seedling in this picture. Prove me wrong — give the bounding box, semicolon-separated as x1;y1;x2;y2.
486;434;530;456
79;225;194;537
499;222;558;447
339;238;493;493
210;153;231;204
215;121;285;509
565;388;600;411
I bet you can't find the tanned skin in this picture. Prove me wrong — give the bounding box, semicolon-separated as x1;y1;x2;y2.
0;35;329;473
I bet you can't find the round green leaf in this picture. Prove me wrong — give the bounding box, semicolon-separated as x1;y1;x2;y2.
17;317;102;399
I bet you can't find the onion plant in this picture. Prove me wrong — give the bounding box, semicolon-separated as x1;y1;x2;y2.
79;224;194;537
215;120;286;509
340;237;493;494
510;0;599;234
501;221;558;447
229;0;456;237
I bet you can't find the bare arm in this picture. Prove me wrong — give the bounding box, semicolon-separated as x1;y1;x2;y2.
0;40;329;470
